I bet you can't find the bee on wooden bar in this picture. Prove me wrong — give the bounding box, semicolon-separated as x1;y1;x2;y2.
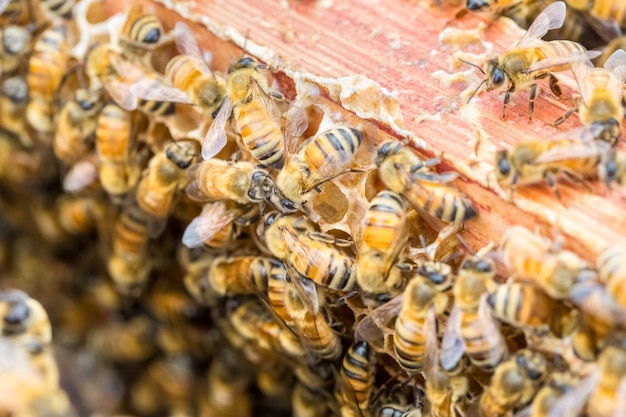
166;22;226;117
555;49;626;145
465;1;600;120
377;140;476;224
495;126;610;199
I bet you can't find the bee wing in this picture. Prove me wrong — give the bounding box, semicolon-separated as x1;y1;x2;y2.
104;79;138;111
604;50;626;102
571;59;595;104
184;165;210;202
249;77;284;133
571;282;626;327
517;1;566;48
284;104;309;155
532;138;609;165
128;79;193;104
173;22;212;74
525;51;601;74
440;304;466;372
547;371;599;417
279;227;320;315
354;294;404;351
109;52;145;83
181;201;236;248
202;97;232;160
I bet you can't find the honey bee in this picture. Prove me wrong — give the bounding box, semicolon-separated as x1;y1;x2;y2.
275;126;363;209
478;349;548;417
85;43;192;117
185;158;272;204
0;290;51;346
441;255;507;372
96;103;141;196
182;200;259;250
136;140;199;234
229;298;305;358
108;201;152;297
598;149;626;185
40;0;75;19
494;126;610;198
119;5;164;53
596;246;626;309
262;212;357;314
0;25;31;75
166;22;226;116
523;372;577;417
376;141;476;224
284;281;343;360
26;26;69;134
265;260;295;327
201;350;252;417
488;281;578;337
377;384;424;417
356;190;408;307
0;76;29;140
336;341;376;417
549;344;626;417
54;89;101;165
425;363;469;417
500;225;594;299
556;49;626;144
144;354;195;416
205;255;277;296
564;0;626;34
55;195;105;236
203;56;293;166
292;381;331;417
87;316;156;363
467;1;600;120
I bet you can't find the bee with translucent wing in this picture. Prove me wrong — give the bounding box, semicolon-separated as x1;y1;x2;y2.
466;1;601;120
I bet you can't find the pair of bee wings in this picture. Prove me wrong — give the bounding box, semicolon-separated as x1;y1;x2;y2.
181;200;249;248
572;49;626;105
106;53;193;112
530;125;610;165
514;1;600;74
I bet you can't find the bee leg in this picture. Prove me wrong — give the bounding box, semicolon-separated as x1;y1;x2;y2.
502;89;512;119
528;83;538;123
544;172;561;200
553;107;576;127
269;91;285;101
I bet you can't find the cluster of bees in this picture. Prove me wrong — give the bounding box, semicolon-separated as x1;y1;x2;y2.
1;0;626;416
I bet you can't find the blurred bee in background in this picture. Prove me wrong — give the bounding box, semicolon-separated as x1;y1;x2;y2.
200;349;253;417
500;225;594;299
0;289;52;346
596;246;626;309
464;1;600;120
521;371;577;417
0;25;31;75
292;381;332;417
0;76;29;143
119;5;165;55
107;201;153;297
440;254;507;372
203;55;295;166
262;212;357;315
166;22;226;116
555;50;626;145
26;25;70;134
203;255;274;297
377;140;476;224
85;43;192;118
478;349;548;417
55;195;106;237
376;384;424;417
136;140;199;236
95;103;142;196
54;88;102;165
488;281;579;338
494;126;610;199
564;0;626;40
335;341;376;417
356;190;408;307
185;158;271;205
597;35;626;67
87;316;156;363
275;125;362;211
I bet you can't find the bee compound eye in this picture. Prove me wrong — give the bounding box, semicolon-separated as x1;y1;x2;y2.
497;155;511;176
492;68;505;86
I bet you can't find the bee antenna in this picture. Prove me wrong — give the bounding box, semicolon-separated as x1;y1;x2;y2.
455;233;475;255
458;58;485;75
467;79;486;104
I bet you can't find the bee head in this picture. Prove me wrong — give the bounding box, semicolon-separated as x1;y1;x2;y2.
495;150;513;181
376;141;401;166
486;59;505;90
229;57;257;74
